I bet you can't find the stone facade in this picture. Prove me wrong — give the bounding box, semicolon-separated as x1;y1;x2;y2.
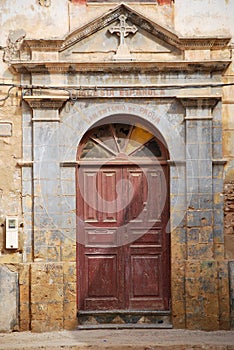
0;0;234;332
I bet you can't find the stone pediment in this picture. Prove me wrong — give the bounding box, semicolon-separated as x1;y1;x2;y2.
59;3;182;61
61;3;179;52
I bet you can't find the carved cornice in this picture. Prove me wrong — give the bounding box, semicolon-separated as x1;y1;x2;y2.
24;96;68;109
25;39;63;51
11;60;231;74
177;95;221;109
179;37;231;50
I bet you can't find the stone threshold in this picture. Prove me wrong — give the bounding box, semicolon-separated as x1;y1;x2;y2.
78;310;172;329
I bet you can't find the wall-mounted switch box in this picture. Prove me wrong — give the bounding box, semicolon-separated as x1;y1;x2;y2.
6;217;18;249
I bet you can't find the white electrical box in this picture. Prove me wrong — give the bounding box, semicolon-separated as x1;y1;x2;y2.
6;217;18;249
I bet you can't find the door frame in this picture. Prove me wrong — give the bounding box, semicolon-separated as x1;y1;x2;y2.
76;121;171;313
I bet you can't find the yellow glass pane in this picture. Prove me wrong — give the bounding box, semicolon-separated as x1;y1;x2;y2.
126;124;153;155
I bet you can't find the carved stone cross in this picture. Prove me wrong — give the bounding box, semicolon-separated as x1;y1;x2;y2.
109;14;138;60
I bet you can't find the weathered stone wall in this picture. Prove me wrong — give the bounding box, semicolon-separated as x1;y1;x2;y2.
17;262;77;332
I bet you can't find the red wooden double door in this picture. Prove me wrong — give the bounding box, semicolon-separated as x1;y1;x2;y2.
77;163;170;311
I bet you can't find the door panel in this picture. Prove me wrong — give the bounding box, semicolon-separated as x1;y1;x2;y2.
83;250;124;309
99;170;118;223
131;255;160;297
83;172;99;222
85;228;117;247
87;255;117;297
125;169;146;223
77;164;170;311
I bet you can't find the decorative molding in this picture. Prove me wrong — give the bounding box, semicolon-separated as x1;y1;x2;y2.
23;96;68;109
11;60;231;74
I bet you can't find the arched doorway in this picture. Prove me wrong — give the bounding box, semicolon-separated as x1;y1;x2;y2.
76;120;170;323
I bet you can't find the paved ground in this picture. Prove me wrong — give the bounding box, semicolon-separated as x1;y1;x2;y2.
0;329;234;350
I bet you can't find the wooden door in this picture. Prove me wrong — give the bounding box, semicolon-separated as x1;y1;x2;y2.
77;163;170;311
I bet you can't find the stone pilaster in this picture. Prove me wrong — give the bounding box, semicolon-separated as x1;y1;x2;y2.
24;96;68;263
178;96;229;330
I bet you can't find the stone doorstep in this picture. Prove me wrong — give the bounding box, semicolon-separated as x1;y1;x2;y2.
77;310;172;329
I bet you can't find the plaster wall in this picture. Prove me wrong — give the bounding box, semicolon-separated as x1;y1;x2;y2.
174;0;234;38
0;0;68;44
